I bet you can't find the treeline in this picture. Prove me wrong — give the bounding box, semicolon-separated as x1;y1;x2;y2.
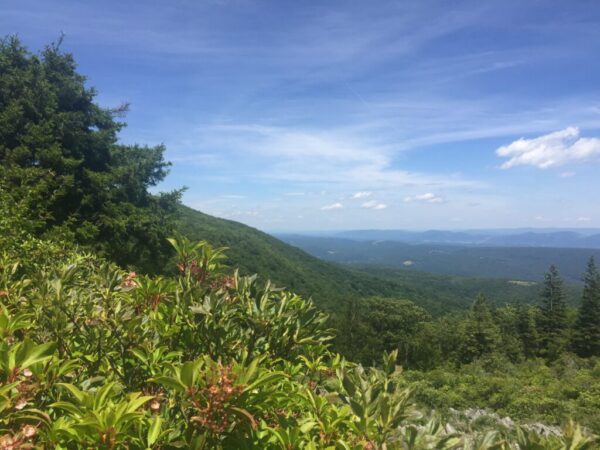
334;261;600;369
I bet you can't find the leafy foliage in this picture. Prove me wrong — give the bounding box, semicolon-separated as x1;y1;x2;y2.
0;36;181;273
1;233;596;448
402;355;600;434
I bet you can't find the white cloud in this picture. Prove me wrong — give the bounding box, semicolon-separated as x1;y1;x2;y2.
404;192;444;204
361;200;387;210
497;127;600;169
560;171;576;178
416;193;436;201
194;124;480;191
577;216;591;222
320;202;343;210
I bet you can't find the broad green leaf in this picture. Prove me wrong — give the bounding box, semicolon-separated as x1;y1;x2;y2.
147;415;162;446
19;341;56;369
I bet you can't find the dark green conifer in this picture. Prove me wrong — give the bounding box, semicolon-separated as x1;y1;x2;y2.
459;294;501;363
538;265;568;358
572;257;600;357
516;305;540;358
0;36;181;273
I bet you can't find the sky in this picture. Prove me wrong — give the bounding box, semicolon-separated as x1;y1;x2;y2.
3;0;600;231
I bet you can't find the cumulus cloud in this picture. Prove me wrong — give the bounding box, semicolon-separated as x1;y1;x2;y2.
361;200;387;210
320;202;343;210
404;193;444;203
353;191;372;199
497;127;600;169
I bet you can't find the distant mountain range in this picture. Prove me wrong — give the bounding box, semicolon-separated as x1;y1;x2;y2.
329;229;600;249
276;234;600;283
176;206;569;314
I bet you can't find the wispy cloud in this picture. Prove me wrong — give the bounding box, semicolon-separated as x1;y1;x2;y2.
320;202;343;210
190;123;481;192
497;127;600;169
404;193;444;204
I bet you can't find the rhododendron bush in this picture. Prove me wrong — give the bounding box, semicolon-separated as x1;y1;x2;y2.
0;235;597;449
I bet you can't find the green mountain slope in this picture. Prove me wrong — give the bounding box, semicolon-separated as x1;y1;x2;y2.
176;205;400;310
176;206;579;314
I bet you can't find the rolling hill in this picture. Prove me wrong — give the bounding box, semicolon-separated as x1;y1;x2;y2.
176;206;580;315
176;205;402;311
276;234;600;283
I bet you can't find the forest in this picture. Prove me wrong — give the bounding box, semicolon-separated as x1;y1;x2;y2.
1;36;600;448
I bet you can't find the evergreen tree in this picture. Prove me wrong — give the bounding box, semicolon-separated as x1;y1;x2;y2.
516;305;540;358
538;265;569;358
459;294;501;363
495;305;525;362
572;257;600;357
0;36;182;272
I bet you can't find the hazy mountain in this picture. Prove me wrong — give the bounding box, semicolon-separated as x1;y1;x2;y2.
331;229;600;248
276;234;600;283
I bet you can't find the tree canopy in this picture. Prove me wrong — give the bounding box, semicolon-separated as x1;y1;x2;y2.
0;36;181;273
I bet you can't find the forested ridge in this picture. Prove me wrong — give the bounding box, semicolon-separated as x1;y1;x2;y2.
2;37;600;448
278;235;600;283
178;206;576;315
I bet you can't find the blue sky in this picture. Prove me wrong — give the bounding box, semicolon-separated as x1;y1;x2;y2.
3;0;600;231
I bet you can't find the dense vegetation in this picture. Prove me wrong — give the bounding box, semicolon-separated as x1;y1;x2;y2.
177;206;405;311
179;207;564;315
403;356;600;434
3;37;600;447
334;262;600;367
2;227;597;447
0;36;181;273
